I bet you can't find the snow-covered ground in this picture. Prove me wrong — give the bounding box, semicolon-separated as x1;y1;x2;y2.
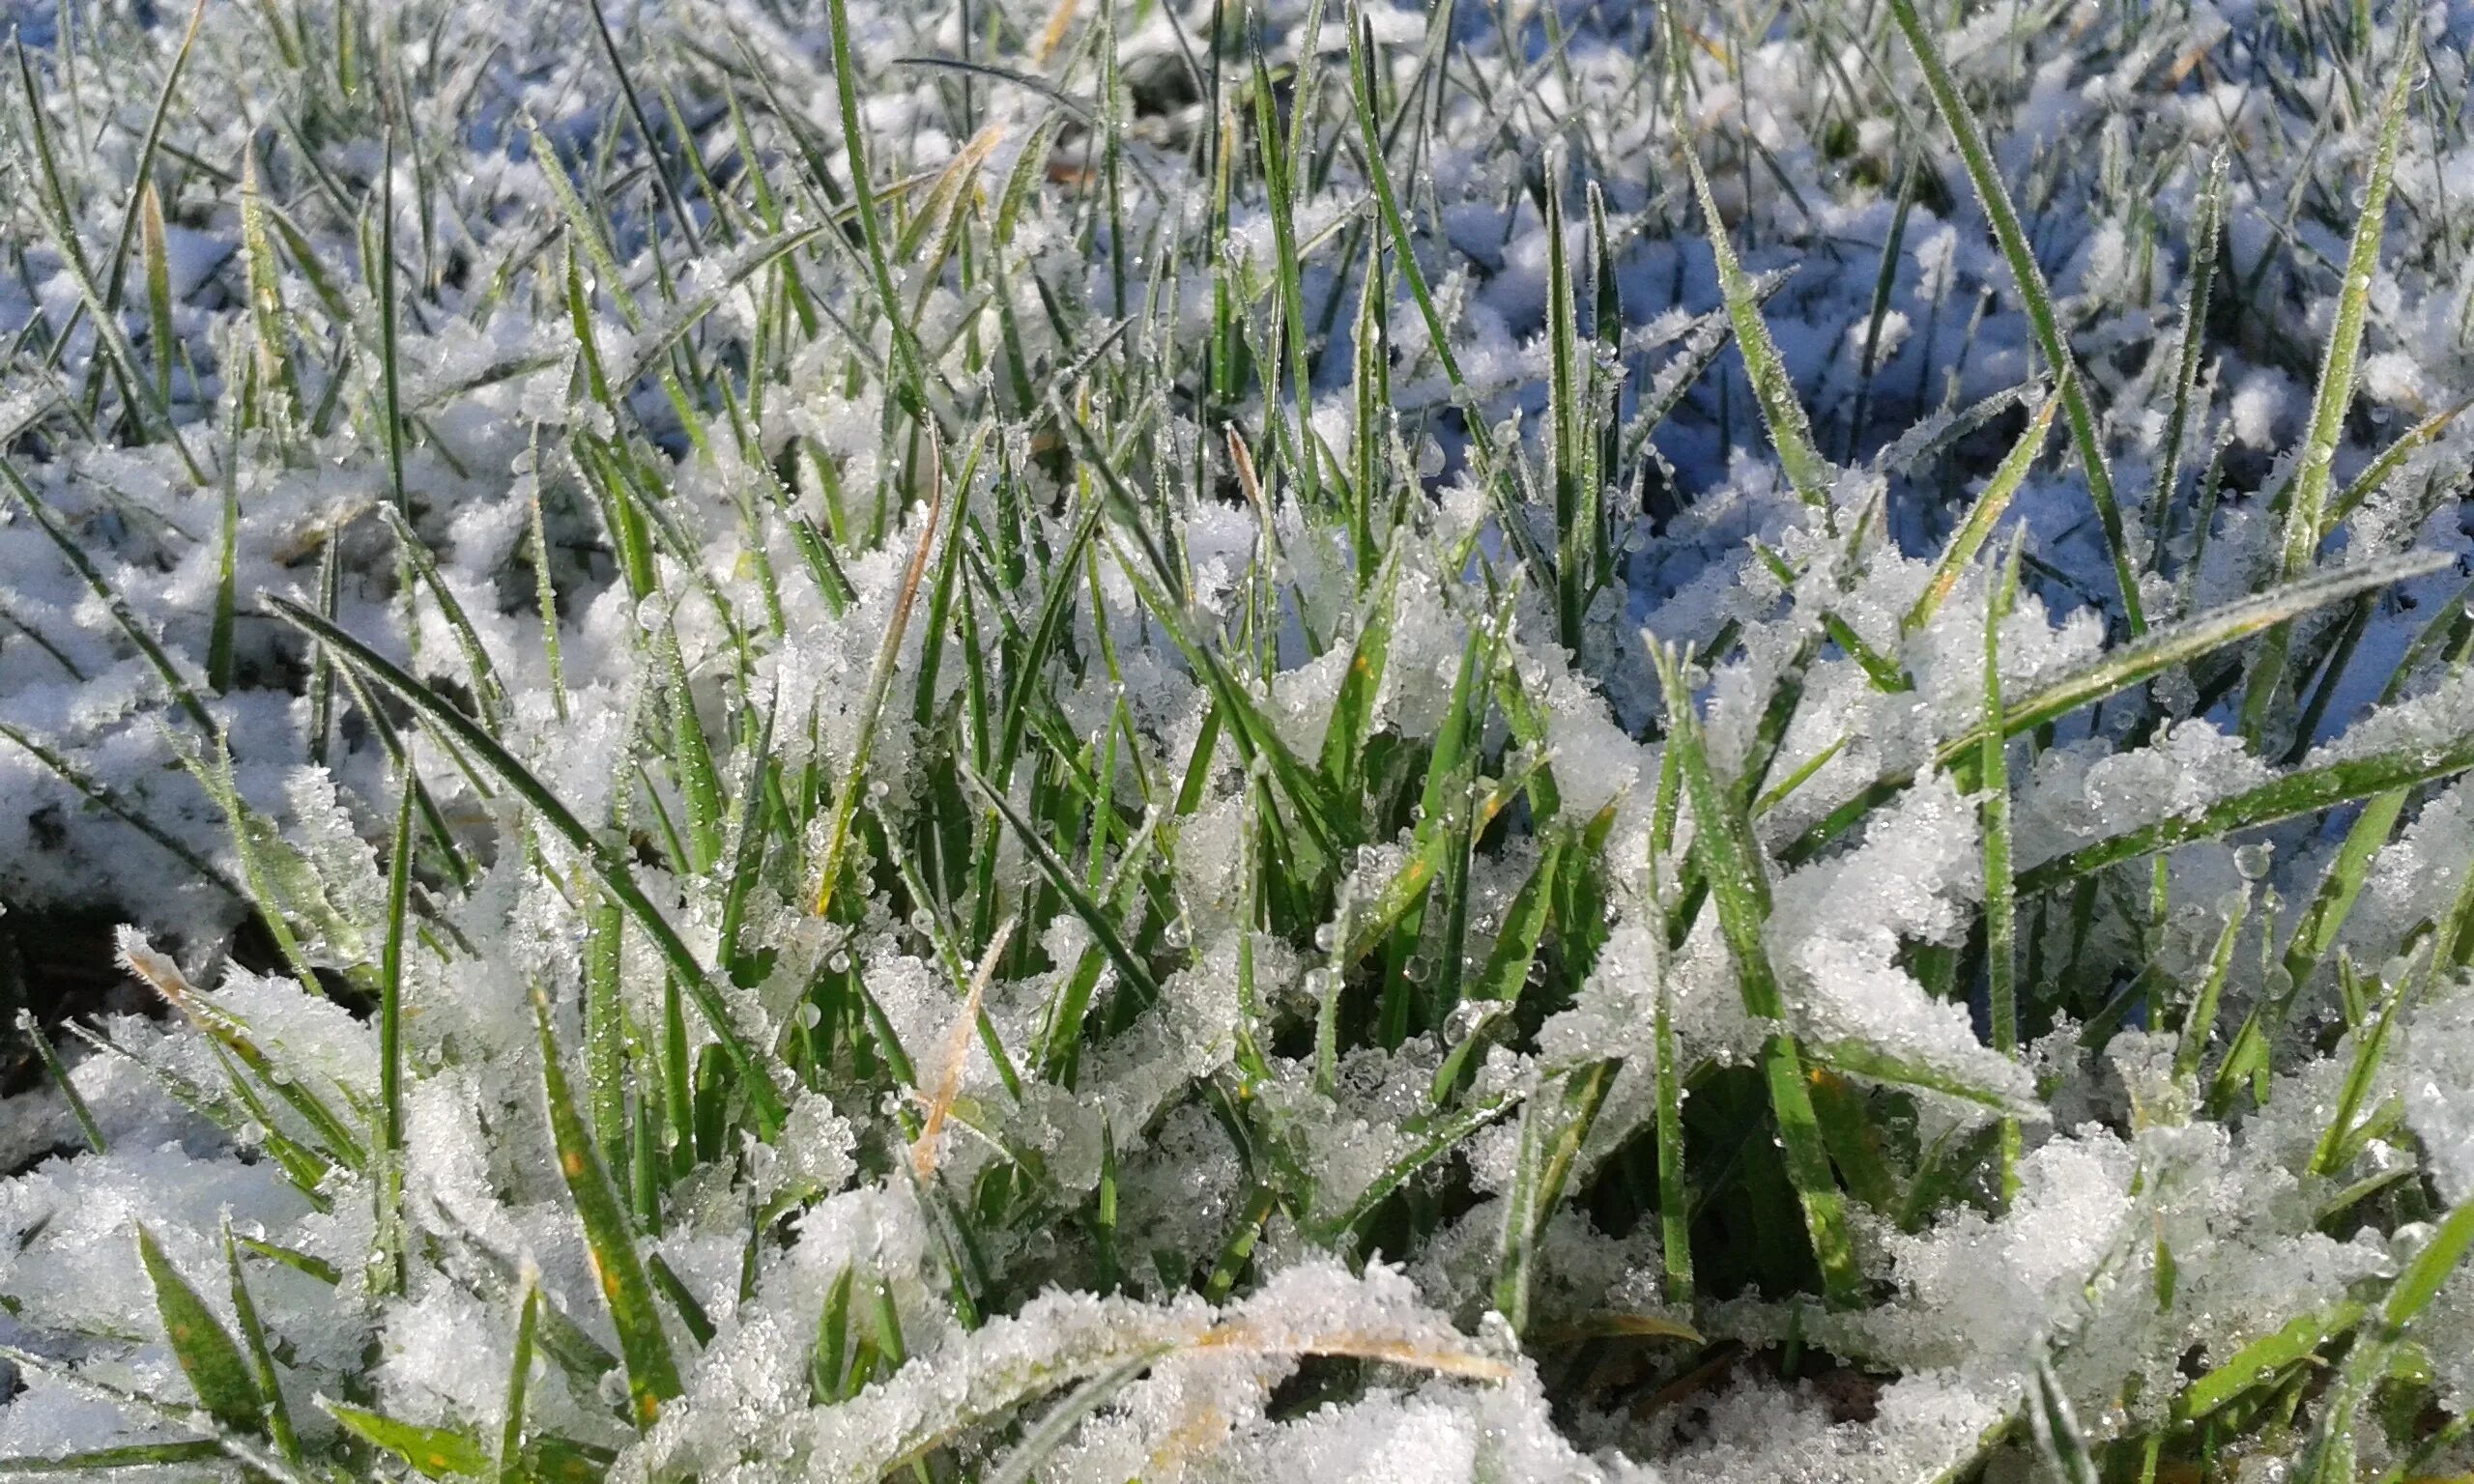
3;0;2474;1479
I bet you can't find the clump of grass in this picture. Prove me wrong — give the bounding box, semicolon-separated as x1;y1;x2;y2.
0;2;2472;1483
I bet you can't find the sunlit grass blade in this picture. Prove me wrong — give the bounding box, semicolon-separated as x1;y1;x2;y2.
135;1224;265;1440
1790;551;2451;863
1495;1059;1615;1337
822;0;929;418
1677;128;1831;508
2242;52;2421;745
14;1008;106;1154
139;180;175;416
2307;963;2409;1178
324;1401;491;1480
1319;555;1397;811
2297;1199;2474;1484
532;988;683;1429
1886;0;2143;632
2018;730;2474;896
2327;395;2472;530
1905;397;2054;637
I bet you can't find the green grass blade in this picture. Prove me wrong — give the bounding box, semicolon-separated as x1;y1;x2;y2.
1678;131;1831;508
1319;555;1398;811
0;721;245;899
373;774;414;1297
0;463;214;731
1652;642;1859;1307
2174;887;2251;1086
2298;1199;2474;1484
658;621;726;875
821;0;928;418
139;180;175;417
2018;730;2474;896
0;1442;227;1472
532;989;683;1429
961;759;1160;1013
2327;396;2473;530
13;1008;106;1153
135;1224;264;1439
813;440;943;919
2146;150;2228;568
1791;552;2450;864
2244;53;2421;744
2026;1356;2100;1484
1904;397;2055;637
1982;534;2024;1197
324;1401;491;1480
1886;0;2143;632
221;1223;301;1466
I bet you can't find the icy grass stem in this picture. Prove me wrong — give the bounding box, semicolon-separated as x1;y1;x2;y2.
1887;0;2145;633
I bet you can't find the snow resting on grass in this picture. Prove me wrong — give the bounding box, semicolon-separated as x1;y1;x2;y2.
4;0;2474;1481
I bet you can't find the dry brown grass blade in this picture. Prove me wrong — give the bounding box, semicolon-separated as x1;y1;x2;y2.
910;915;1017;1180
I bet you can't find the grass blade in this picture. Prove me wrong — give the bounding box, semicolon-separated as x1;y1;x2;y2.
2243;53;2423;743
2018;729;2474;896
323;1402;490;1480
135;1224;264;1440
1887;0;2144;632
1652;642;1858;1307
1904;397;2055;637
533;989;683;1429
1678;128;1831;508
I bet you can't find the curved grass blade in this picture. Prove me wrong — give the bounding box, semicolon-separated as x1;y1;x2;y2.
981;1355;1157;1484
